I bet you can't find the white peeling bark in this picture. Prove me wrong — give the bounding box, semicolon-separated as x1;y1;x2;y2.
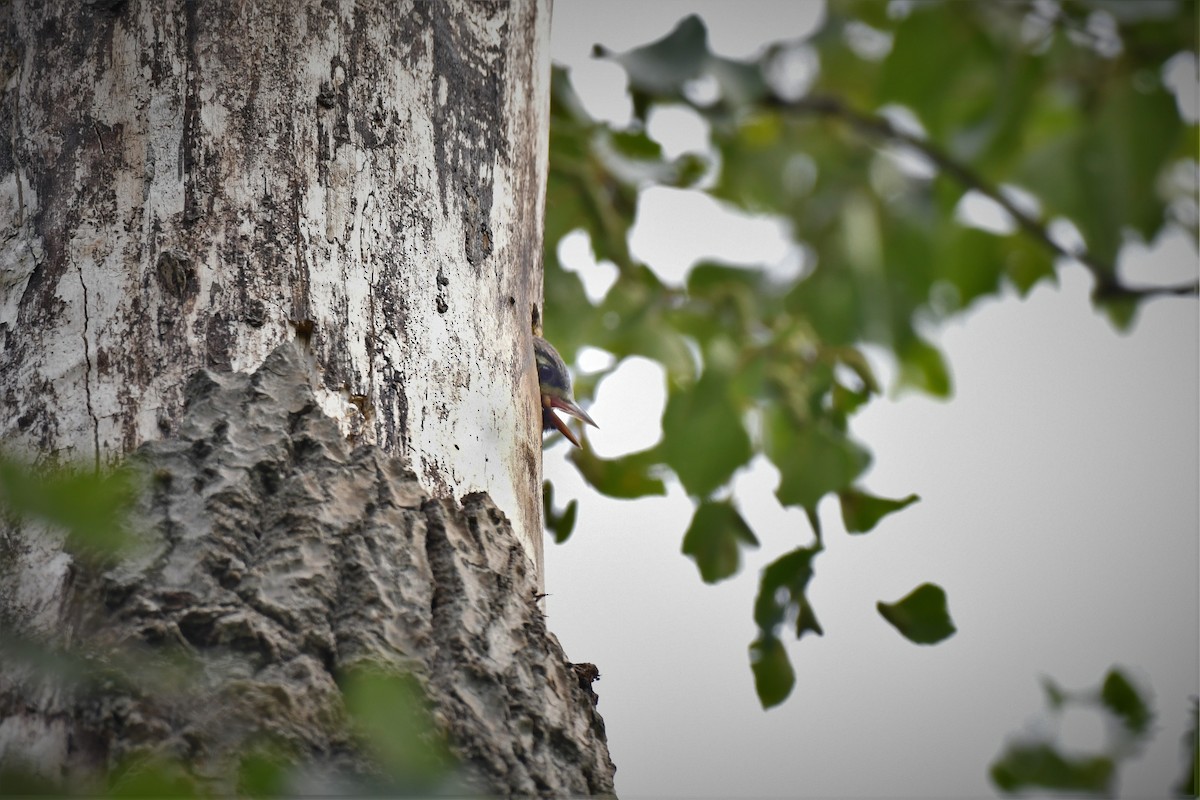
0;0;550;576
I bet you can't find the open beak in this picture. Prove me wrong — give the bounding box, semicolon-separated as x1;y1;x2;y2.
543;395;598;448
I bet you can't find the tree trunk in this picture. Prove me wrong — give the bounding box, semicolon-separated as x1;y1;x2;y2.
0;0;614;793
0;0;548;568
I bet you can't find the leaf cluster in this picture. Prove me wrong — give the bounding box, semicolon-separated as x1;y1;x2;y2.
544;0;1197;708
990;667;1174;795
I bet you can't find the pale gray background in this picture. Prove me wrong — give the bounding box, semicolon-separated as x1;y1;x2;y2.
544;3;1199;797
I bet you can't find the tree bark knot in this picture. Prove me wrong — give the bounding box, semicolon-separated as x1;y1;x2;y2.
1;341;616;797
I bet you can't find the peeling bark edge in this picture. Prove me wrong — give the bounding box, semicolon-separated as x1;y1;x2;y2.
0;341;615;797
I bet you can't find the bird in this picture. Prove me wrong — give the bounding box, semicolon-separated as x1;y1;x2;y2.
534;335;597;448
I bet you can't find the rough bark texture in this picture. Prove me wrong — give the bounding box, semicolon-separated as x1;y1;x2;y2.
0;1;614;792
0;0;550;572
0;343;615;795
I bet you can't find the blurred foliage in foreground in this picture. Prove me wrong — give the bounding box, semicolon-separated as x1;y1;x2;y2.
0;456;138;564
0;457;454;796
991;667;1197;797
543;0;1197;712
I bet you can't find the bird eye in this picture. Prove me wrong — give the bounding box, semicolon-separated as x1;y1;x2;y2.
538;363;555;384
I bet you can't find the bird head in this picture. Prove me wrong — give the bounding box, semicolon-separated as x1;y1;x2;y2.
533;336;597;448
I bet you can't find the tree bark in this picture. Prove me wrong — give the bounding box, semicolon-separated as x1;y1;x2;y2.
0;0;615;794
0;0;548;568
3;344;615;794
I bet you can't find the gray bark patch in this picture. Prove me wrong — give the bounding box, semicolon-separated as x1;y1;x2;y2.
0;341;615;796
430;6;505;269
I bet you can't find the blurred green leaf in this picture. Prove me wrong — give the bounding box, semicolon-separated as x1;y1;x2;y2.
0;763;66;796
1040;675;1067;710
712;113;796;214
569;445;667;500
765;409;871;513
341;666;452;788
682;499;759;583
108;758;199;798
0;628;200;700
237;747;292;798
990;743;1114;795
998;667;1165;796
1097;293;1141;332
685;262;765;336
749;634;796;710
1100;668;1153;736
543;481;579;544
1004;232;1057;297
896;336;952;398
661;370;752;498
610;129;663;160
547;67;639;272
600;129;709;188
601;14;709;102
541;254;598;362
830;381;871;417
877;583;956;644
593;265;698;382
828;346;880;418
1017;81;1181;270
0;456;138;561
807;9;884;106
753;545;823;640
599;14;769;118
830;346;881;396
877;3;998;141
549;62;595;131
838;488;920;534
748;545;823;708
937;226;1007;311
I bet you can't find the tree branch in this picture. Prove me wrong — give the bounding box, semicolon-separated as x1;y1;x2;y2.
767;93;1200;302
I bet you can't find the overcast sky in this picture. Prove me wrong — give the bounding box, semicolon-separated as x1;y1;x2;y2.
543;3;1200;798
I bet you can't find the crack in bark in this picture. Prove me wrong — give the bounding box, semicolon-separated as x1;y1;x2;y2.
9;66;23;227
180;0;201;222
421;497;460;673
76;264;100;471
364;194;379;420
